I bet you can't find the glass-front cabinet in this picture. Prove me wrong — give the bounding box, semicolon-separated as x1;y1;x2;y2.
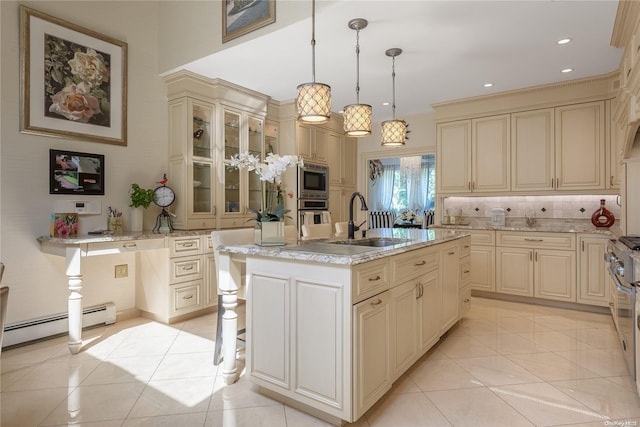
168;97;216;230
220;108;265;227
166;71;269;230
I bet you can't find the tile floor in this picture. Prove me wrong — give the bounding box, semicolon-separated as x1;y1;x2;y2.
1;297;639;427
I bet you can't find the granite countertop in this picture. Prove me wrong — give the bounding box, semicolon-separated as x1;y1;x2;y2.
37;229;215;245
430;218;621;237
217;228;469;266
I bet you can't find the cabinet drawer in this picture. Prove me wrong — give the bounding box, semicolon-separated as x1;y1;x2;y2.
352;258;390;304
85;238;165;255
470;230;495;246
187;218;216;230
460;256;471;287
391;246;438;285
204;235;214;253
171;280;202;314
496;231;575;250
219;218;253;229
170;237;202;257
170;255;203;283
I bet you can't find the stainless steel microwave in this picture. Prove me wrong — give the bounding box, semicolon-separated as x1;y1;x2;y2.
298;162;329;199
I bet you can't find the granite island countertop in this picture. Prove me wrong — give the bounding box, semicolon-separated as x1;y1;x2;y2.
430;218;622;238
217;228;469;266
37;228;216;245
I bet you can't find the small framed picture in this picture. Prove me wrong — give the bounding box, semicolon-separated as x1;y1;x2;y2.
222;0;275;43
20;6;128;145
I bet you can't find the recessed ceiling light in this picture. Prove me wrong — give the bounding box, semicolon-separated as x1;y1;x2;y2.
483;83;494;88
382;102;390;106
561;68;573;73
557;38;572;45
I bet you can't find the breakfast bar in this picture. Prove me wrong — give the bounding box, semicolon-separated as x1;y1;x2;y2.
217;228;470;425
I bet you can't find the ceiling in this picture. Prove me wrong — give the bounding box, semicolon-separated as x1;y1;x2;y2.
183;0;623;123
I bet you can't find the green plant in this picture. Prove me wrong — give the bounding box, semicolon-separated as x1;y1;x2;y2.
129;183;154;209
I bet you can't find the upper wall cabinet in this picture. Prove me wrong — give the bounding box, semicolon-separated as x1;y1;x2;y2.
555;101;606;191
437;101;609;196
437;115;510;194
297;123;328;164
511;108;555;192
165;71;269;230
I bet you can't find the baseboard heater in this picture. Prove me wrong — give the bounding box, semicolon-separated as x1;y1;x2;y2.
2;302;116;348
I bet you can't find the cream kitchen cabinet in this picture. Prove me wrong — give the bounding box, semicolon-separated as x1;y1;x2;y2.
328;133;357;187
329;187;351;225
245;235;467;424
167;97;216;230
450;229;496;292
353;290;392;419
165;71;269;230
510;102;606;192
297;123;328;163
577;234;609;307
440;241;461;331
555;101;606;191
220;108;265;228
137;235;215;323
496;231;576;302
437;115;510;194
511;108;555;191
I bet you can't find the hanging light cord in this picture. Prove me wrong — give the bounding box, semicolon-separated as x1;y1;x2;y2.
311;0;317;83
391;55;397;119
355;27;361;104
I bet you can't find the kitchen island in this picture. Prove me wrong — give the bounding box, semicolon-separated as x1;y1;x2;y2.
217;228;470;425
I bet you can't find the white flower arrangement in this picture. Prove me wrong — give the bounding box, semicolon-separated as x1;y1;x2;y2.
228;152;303;222
396;209;421;224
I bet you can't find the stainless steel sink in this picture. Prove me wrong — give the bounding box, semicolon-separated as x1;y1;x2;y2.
329;237;409;247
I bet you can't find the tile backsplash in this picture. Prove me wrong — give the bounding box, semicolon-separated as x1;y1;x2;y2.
442;195;621;221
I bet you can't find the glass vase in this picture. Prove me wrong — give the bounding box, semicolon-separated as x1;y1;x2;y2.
255;221;285;246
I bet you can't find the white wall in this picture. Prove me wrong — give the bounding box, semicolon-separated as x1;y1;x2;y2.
0;1;168;325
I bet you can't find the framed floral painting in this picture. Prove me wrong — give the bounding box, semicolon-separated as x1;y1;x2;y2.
20;6;128;146
222;0;275;43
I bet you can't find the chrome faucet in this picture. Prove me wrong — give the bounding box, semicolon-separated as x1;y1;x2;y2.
348;192;369;239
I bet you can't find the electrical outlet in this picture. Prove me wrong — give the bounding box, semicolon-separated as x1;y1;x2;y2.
114;264;128;279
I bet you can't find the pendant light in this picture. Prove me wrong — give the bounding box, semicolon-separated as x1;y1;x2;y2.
381;48;408;147
343;18;372;137
296;0;331;123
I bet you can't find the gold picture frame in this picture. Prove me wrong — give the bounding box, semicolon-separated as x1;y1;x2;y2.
222;0;276;43
20;6;128;146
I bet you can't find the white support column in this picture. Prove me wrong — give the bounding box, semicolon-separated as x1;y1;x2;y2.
65;246;83;354
217;251;243;384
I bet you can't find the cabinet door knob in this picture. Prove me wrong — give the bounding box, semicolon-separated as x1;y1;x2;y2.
368;275;381;282
183;295;193;300
370;298;382;306
122;243;137;248
183;265;194;271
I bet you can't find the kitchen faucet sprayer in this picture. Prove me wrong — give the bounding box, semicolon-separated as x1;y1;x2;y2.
348;192;368;239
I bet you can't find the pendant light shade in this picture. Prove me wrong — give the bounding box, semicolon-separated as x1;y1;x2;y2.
343;18;372;137
381;119;408;146
296;0;331;123
381;48;408;147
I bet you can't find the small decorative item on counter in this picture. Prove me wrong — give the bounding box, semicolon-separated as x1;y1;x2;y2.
107;207;124;234
51;213;78;238
396;209;421;225
228;151;303;246
591;199;615;228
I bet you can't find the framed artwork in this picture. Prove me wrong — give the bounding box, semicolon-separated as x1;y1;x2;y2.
222;0;275;43
20;6;128;146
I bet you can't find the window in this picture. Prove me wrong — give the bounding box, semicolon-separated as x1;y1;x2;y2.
368;154;436;213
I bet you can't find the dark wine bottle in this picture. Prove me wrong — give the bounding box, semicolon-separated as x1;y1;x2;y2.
591;199;615;228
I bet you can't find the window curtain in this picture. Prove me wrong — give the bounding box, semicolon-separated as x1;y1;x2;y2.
406;157;435;212
371;165;395;210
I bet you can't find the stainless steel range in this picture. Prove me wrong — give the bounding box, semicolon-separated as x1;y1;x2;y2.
605;236;640;380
